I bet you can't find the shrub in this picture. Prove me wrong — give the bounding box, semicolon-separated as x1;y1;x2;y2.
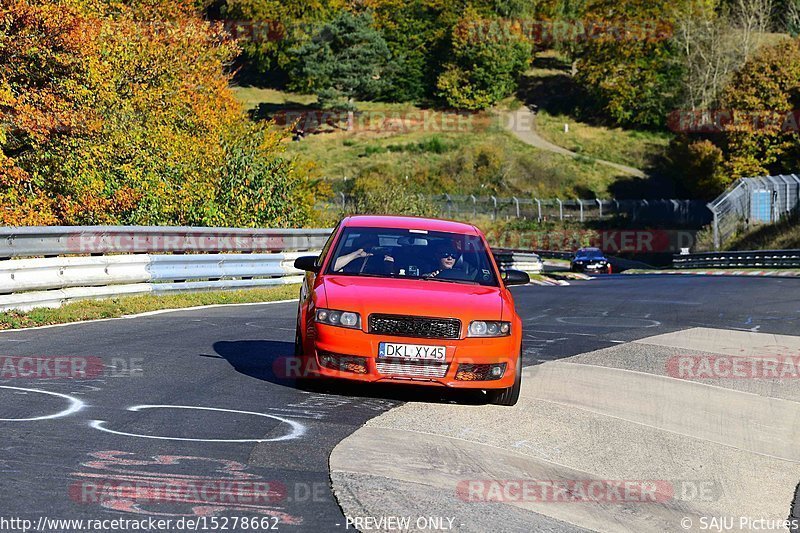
436;16;533;110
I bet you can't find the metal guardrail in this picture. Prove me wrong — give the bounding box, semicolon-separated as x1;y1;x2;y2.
0;253;310;312
673;250;800;269
0;227;549;313
0;226;333;312
492;251;543;274
0;226;332;258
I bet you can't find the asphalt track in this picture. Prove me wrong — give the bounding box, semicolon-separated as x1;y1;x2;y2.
0;275;798;532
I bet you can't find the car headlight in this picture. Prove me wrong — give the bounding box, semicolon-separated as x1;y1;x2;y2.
316;308;361;329
468;321;511;337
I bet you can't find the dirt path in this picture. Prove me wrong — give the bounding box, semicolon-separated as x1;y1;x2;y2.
503;107;647;179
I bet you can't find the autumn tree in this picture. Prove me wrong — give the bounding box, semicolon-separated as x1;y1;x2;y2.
572;0;685;127
716;38;800;178
1;0;321;226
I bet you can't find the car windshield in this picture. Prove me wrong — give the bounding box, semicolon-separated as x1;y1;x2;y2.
327;227;499;287
576;250;604;259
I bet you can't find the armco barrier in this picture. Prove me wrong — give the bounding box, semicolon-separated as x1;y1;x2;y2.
0;226;548;313
0;226;332;258
0;226;331;312
0;253;309;312
673;250;800;269
492;251;544;274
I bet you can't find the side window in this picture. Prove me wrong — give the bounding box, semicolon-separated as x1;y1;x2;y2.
315;223;341;268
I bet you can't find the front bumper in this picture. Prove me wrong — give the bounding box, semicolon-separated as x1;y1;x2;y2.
305;324;519;389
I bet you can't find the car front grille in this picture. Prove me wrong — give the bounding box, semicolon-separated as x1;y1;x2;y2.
375;361;449;378
368;314;461;340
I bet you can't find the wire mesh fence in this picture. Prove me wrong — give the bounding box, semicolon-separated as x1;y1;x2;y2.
708;175;800;249
322;193;712;227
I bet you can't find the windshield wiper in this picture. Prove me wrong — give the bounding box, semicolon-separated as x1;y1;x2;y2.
419;277;480;285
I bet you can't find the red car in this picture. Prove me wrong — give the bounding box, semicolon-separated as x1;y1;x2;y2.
292;215;529;406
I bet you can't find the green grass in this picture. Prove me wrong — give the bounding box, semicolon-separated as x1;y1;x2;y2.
232;82;663;199
518;50;673;171
724;215;800;251
286;118;626;197
0;285;300;330
535;110;672;170
231;86;317;111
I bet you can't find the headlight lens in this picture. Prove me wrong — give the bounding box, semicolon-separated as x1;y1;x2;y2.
468;321;511;337
316;308;361;329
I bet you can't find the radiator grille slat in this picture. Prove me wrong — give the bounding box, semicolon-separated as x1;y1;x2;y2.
375;361;449;378
369;314;461;339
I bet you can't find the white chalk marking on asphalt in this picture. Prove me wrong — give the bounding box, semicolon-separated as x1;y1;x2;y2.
0;300;297;334
0;386;85;421
90;404;306;443
526;329;598;337
556;317;661;328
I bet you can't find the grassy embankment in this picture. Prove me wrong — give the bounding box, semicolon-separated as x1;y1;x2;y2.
0;285;300;330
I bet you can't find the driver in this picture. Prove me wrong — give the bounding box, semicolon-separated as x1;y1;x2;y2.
424;244;460;278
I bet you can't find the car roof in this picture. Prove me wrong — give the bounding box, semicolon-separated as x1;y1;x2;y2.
341;215;480;235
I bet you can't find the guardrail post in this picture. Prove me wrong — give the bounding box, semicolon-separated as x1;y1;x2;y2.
470;195;477;218
513;197;520;218
535;198;542;222
339;192;346;210
596;198;603;218
709;204;720;250
557;198;563;221
445;194;452;217
577;199;584;222
491;196;498;220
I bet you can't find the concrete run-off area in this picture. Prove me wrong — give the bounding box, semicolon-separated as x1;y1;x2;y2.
331;328;800;532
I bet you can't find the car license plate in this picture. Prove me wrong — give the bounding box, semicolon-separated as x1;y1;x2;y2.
378;342;446;361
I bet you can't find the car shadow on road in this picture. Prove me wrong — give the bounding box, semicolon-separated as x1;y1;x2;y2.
212;340;488;406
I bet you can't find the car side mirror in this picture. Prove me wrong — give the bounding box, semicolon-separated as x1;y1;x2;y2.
294;255;320;273
502;269;530;286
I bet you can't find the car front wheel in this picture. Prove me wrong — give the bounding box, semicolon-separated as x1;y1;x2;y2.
487;357;522;407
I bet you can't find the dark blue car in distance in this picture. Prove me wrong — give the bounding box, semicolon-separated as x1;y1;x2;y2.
570;247;613;274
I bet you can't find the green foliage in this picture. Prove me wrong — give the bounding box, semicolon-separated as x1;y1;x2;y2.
572;0;685;127
346;175;440;217
365;0;454;103
289;11;391;108
221;0;345;73
668;139;728;198
437;16;534;110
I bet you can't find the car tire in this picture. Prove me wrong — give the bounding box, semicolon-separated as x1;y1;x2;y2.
294;323;303;357
487;357;522;407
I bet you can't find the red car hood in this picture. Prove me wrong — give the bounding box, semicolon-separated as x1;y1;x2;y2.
322;275;504;322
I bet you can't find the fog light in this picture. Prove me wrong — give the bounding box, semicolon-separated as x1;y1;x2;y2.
318;351;368;374
456;363;507;381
